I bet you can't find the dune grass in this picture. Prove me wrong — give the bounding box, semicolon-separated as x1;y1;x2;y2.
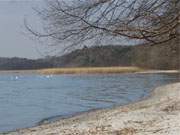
38;66;144;75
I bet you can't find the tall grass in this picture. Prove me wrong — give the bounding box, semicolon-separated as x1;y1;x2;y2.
38;66;144;74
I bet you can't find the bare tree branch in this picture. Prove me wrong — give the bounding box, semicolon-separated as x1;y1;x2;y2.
26;0;180;50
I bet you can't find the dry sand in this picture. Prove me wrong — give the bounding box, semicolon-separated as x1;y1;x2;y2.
4;82;180;135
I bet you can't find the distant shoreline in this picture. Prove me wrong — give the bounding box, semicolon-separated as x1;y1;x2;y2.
0;67;179;75
37;66;144;74
0;70;37;75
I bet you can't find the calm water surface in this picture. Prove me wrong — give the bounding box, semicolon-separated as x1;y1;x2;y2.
0;73;179;132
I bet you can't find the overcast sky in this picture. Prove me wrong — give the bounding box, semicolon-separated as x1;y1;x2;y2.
0;0;45;59
0;0;138;59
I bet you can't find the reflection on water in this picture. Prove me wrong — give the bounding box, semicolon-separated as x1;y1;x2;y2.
0;73;179;132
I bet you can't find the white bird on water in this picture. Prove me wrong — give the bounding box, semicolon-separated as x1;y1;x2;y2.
15;76;18;80
11;76;19;80
46;75;53;78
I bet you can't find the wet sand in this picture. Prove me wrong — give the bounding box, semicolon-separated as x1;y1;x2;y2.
5;82;180;135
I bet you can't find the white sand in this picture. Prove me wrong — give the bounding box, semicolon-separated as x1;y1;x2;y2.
5;82;180;135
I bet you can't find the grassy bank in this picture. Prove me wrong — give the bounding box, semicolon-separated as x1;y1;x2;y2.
38;66;144;74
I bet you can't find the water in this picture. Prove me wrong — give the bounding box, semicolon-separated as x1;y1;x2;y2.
0;73;179;132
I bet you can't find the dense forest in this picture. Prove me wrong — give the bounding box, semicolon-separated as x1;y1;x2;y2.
50;39;179;70
0;38;179;70
0;57;53;70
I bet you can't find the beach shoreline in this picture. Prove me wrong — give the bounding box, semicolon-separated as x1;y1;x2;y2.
4;82;180;135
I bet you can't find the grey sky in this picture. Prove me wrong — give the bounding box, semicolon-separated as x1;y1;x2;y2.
0;0;138;59
0;0;44;59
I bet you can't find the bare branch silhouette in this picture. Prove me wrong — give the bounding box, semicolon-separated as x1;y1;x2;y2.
25;0;180;49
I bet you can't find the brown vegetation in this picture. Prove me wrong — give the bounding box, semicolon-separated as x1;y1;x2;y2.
38;67;143;75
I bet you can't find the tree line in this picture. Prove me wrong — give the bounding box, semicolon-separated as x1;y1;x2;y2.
0;57;53;70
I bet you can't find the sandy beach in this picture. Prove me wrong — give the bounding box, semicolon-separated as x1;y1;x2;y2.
4;82;180;135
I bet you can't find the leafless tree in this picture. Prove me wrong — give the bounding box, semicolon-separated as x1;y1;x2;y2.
25;0;180;51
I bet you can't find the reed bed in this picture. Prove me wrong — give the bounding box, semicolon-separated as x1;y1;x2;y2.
38;66;144;75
